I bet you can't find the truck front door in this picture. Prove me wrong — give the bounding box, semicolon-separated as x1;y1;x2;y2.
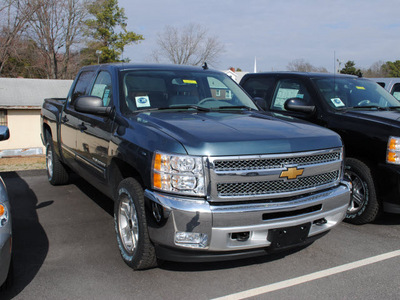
75;70;115;184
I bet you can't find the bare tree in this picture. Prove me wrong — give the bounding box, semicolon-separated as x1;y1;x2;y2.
287;59;328;73
0;0;37;75
362;61;389;78
152;23;224;66
28;0;87;79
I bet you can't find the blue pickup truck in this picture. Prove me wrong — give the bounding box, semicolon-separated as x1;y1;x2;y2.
41;63;350;269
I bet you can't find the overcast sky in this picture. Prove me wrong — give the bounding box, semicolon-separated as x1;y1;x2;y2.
118;0;400;73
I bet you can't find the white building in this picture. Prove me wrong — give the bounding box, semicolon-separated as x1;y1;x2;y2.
0;78;72;157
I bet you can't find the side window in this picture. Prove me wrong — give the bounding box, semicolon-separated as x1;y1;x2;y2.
271;79;312;111
90;71;112;106
71;71;95;105
241;77;275;102
391;83;400;100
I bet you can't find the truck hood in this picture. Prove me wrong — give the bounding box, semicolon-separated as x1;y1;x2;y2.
133;111;342;156
343;110;400;128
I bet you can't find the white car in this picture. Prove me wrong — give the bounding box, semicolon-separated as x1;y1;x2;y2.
0;126;12;289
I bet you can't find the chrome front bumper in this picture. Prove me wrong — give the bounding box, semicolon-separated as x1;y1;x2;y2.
145;182;350;259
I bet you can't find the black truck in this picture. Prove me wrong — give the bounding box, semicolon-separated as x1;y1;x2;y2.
240;72;400;224
41;64;350;269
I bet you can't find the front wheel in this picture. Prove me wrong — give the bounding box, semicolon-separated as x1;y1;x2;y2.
344;158;380;224
114;178;157;270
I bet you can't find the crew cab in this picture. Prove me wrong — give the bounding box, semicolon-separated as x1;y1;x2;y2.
41;64;350;269
240;72;400;224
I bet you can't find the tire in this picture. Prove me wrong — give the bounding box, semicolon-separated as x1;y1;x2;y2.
45;131;69;185
344;158;380;224
114;178;157;270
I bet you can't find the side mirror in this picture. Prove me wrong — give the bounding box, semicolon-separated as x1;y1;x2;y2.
253;97;267;111
284;98;316;114
74;96;112;116
0;126;9;141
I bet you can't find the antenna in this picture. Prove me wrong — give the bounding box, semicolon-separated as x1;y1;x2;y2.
202;62;208;70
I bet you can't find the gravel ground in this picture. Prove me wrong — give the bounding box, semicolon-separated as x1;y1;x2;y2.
0;156;46;172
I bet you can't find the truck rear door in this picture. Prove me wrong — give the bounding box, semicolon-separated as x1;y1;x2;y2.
60;69;96;172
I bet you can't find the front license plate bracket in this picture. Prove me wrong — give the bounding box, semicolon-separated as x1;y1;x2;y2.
267;223;311;249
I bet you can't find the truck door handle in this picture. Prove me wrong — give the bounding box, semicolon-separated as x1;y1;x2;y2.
79;123;87;132
61;116;69;123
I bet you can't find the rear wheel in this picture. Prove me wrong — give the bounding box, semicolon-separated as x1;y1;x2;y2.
114;178;157;270
344;158;380;224
45;131;68;185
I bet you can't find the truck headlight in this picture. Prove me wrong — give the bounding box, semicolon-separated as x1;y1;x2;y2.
387;136;400;164
152;152;205;196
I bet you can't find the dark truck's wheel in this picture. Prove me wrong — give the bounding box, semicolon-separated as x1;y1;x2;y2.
344;158;380;224
45;132;68;185
114;178;157;270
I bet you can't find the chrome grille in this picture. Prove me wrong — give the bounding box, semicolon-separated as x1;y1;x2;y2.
214;152;340;171
217;171;339;197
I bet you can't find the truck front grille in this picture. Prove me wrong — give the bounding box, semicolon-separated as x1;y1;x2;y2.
217;170;339;197
207;148;343;202
214;152;340;171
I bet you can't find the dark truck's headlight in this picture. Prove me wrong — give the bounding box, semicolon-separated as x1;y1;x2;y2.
152;151;205;196
387;136;400;164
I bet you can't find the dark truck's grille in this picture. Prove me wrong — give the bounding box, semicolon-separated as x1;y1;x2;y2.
207;148;343;201
217;171;339;197
214;152;340;171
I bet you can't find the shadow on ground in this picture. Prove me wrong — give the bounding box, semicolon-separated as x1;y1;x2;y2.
1;171;49;299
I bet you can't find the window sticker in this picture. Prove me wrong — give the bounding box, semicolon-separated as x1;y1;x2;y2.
356;86;366;90
103;89;110;106
135;96;151;108
273;88;299;109
331;98;345;107
183;79;197;84
393;92;400;100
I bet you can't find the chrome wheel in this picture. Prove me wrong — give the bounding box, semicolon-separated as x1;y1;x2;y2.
345;169;368;214
46;144;53;180
118;189;139;254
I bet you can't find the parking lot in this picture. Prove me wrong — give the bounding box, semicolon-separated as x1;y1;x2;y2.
2;170;400;299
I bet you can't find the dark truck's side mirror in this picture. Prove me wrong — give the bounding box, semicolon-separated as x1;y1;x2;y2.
253;97;267;111
0;126;9;141
74;96;112;116
284;98;316;115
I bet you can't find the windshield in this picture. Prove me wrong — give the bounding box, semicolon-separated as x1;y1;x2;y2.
119;69;258;115
312;77;400;109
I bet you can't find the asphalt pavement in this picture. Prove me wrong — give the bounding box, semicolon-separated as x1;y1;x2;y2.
1;170;400;299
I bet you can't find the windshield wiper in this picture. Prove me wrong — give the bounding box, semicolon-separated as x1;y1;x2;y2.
213;105;254;111
348;105;387;110
158;105;211;112
387;106;400;110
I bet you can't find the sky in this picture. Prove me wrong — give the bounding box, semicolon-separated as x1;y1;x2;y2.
118;0;400;73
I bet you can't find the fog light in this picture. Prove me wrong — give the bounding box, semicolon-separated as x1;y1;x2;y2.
175;232;208;248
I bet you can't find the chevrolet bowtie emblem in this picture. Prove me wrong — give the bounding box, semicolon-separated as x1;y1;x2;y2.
280;167;304;180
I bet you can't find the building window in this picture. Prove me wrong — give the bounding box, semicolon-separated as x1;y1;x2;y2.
0;110;7;126
216;89;221;97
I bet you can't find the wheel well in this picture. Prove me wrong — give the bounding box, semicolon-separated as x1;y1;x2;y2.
43;124;52;143
109;158;145;199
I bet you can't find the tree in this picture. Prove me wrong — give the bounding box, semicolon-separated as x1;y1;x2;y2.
286;59;328;73
381;60;400;77
362;61;389;78
28;0;87;79
84;0;144;63
340;60;362;77
0;0;37;75
152;23;225;66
